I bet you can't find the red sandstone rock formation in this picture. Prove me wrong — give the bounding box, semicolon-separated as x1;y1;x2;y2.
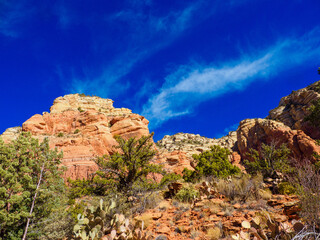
267;80;320;139
237;118;320;161
154;150;194;175
2;94;150;180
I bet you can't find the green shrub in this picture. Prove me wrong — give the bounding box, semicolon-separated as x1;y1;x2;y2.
244;143;291;179
183;145;240;182
28;194;74;240
68;174;117;199
159;173;182;187
74;129;80;134
305;99;320;128
277;182;296;195
95;133;163;194
175;185;199;203
78;107;84;112
57;132;64;137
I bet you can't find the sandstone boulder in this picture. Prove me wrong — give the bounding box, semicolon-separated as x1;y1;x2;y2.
237;118;320;161
267;80;320;139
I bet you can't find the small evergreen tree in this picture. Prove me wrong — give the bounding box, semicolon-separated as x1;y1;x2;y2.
0;132;65;239
305;99;320;128
244;142;291;179
183;145;240;182
95;133;163;194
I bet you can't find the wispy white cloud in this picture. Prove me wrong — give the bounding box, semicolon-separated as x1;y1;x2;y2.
142;28;320;128
0;0;33;37
65;1;217;97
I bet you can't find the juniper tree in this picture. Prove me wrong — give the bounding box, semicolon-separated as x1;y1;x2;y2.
183;145;241;182
95;133;163;194
0;132;65;239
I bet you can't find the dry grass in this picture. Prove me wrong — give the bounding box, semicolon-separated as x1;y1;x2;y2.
206;227;221;240
203;201;221;214
216;173;264;202
134;213;153;228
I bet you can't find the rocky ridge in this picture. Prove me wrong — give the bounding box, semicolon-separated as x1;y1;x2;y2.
156;131;238;156
1;94;150;180
267;80;320;139
237;118;320;161
158;81;320;163
50;94;132;116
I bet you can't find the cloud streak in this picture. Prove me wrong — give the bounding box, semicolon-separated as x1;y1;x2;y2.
142;28;320;128
65;0;248;98
0;1;32;37
65;1;208;98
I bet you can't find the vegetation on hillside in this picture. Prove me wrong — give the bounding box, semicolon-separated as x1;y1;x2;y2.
0;132;66;239
94;133;163;194
244;142;292;179
182;145;241;182
2;129;320;239
304;68;320;128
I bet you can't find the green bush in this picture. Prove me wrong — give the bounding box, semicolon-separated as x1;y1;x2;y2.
277;182;296;195
182;145;240;182
74;129;80;134
159;173;182;187
0;132;65;239
57;132;64;137
95;133;164;194
305;99;320;128
175;185;199;203
244;143;291;179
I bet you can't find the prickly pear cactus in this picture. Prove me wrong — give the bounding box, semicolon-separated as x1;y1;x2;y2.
231;211;304;240
104;213;152;240
73;199;116;240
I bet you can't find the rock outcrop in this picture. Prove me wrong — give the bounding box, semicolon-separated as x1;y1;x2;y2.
1;127;22;142
267;80;320;139
156;131;238;157
2;94;150;180
49;94;132;116
237;118;320;161
154;150;194;175
156;132;239;172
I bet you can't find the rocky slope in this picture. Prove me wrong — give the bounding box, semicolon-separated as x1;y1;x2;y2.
158;81;320;164
267;80;320;139
157;131;238;155
156;131;242;173
237;118;320;161
1;94;150;180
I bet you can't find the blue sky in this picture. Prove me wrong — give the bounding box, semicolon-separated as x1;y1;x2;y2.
1;0;320;141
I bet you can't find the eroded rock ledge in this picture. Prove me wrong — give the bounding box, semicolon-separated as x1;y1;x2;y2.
1;94;149;180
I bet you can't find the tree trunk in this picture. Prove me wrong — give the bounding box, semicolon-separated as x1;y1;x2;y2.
22;162;45;240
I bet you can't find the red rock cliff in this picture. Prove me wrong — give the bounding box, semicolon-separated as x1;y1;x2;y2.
2;94;150;180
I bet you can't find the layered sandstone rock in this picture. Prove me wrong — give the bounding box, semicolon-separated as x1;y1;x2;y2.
154;150;194;175
156;132;240;173
1;126;21;142
156;131;238;157
237;118;320;161
2;94;150;180
267;80;320;139
50;94;132;116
